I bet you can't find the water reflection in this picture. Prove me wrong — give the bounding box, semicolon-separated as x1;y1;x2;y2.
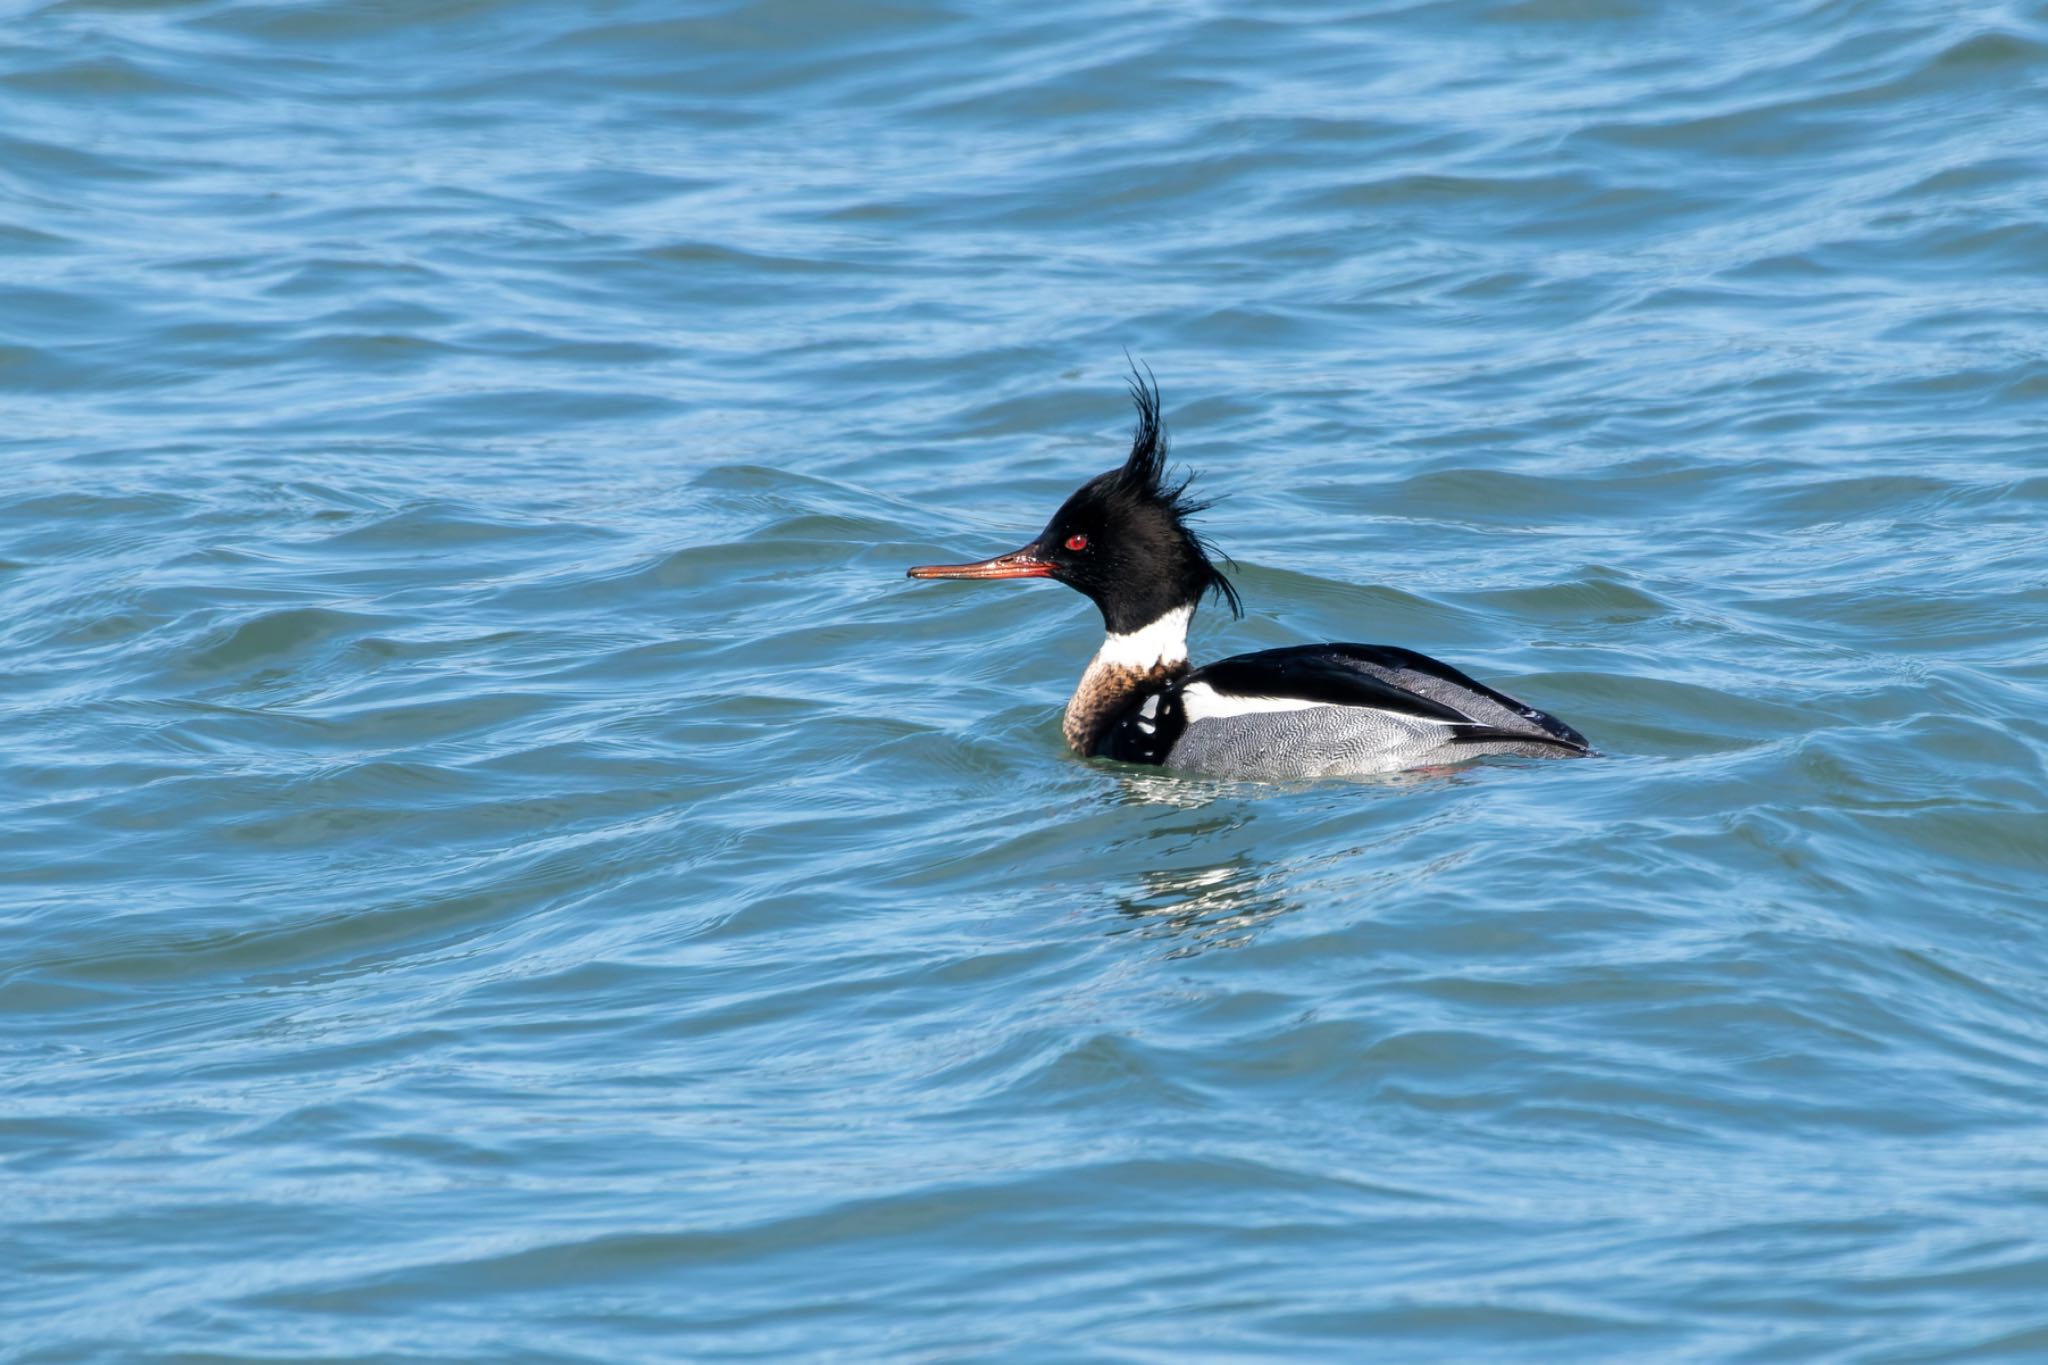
1100;765;1483;953
1111;853;1296;955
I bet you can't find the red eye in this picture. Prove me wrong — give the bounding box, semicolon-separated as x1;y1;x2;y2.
1064;534;1088;552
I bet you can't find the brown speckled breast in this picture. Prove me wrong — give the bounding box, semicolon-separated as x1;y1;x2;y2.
1063;658;1189;756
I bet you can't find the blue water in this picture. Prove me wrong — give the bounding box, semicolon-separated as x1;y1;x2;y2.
6;0;2048;1357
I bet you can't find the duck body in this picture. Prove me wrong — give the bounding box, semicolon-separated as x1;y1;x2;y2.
1090;643;1587;779
908;371;1591;780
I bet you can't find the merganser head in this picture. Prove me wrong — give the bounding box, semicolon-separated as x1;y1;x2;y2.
907;370;1242;634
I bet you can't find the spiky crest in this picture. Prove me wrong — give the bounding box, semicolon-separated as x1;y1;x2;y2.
1112;363;1241;618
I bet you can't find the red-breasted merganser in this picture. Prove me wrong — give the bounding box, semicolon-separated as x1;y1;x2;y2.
907;372;1591;779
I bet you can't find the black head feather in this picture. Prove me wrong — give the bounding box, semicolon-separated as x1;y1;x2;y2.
1025;366;1242;633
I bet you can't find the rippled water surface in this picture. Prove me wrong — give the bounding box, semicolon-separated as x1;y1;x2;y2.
7;0;2048;1358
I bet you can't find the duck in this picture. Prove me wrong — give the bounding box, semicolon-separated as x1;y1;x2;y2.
906;372;1590;778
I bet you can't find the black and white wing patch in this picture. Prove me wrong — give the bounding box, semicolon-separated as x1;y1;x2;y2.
1094;684;1189;766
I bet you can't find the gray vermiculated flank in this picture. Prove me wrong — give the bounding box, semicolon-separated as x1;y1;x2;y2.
1164;707;1564;779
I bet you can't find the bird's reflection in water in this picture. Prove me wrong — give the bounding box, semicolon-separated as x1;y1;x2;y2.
1111;855;1294;956
1098;764;1479;955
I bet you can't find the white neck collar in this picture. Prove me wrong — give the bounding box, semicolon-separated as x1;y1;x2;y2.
1091;605;1192;671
